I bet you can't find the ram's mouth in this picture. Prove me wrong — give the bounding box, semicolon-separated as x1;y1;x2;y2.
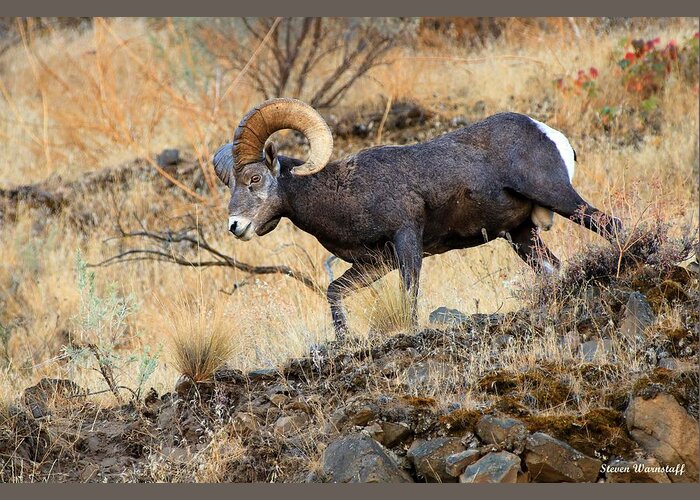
256;218;281;236
237;222;255;241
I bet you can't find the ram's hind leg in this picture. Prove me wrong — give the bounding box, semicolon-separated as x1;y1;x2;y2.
518;180;622;240
506;220;560;274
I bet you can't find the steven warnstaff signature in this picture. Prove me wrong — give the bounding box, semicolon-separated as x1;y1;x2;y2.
601;463;686;476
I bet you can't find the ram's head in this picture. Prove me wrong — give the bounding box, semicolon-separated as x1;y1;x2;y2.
212;98;333;240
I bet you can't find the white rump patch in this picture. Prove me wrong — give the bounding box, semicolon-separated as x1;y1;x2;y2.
529;117;576;182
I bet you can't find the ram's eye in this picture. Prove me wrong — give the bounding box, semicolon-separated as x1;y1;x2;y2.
250;174;262;184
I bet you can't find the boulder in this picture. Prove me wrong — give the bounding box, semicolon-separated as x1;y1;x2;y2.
625;393;698;482
273;413;309;436
605;457;671;483
459;451;522;483
407;437;465;482
321;433;413;483
657;357;696;372
403;360;452;391
579;339;614;362
445;449;480;477
476;415;527;446
23;378;84;419
524;432;602;482
381;422;412;447
428;307;470;328
619;291;655;341
231;412;259;435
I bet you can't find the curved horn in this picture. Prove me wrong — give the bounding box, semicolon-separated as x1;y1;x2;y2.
212;143;234;186
233;98;333;176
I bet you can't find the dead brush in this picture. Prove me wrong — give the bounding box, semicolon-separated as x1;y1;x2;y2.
160;294;235;383
522;203;697;308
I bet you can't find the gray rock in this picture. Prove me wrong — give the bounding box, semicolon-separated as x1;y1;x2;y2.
491;334;514;350
620;291;655;340
459;451;522;483
403;360;452;390
156;148;180;167
476;414;527;446
524;432;602;482
428;306;470;328
273;413;309;436
23;378;84;419
657;357;696;372
247;368;278;381
381;422;412;447
321;433;413;483
407;437;465;482
625;393;698;482
579;339;614;362
445;449;480;477
605;457;672;483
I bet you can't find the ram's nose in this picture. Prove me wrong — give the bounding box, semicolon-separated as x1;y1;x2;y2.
228;215;252;239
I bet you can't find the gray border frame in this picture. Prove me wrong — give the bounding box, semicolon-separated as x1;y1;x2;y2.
0;1;699;16
0;2;698;498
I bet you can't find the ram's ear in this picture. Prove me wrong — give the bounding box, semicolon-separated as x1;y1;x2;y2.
264;142;280;177
213;143;235;187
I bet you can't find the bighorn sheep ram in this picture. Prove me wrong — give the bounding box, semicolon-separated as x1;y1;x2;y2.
213;98;621;340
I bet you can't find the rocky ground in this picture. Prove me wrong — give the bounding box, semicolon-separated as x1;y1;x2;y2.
1;246;698;482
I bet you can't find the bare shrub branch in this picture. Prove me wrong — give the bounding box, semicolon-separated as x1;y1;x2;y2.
89;214;325;296
191;17;413;109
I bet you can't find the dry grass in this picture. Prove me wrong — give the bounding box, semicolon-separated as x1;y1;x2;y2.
161;293;235;382
146;426;247;482
347;259;417;336
0;17;697;461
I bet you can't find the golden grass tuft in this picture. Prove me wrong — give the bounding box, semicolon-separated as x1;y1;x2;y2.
160;293;235;382
348;259;417;336
364;277;415;335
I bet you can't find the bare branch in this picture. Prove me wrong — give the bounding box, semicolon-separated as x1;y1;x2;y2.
90;222;325;296
194;18;405;109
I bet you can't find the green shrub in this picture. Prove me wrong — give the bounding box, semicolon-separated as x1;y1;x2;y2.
63;251;158;402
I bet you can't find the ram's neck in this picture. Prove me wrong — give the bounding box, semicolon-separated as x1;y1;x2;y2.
277;156;343;238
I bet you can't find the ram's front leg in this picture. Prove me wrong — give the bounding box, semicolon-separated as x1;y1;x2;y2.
327;263;388;342
394;226;423;330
